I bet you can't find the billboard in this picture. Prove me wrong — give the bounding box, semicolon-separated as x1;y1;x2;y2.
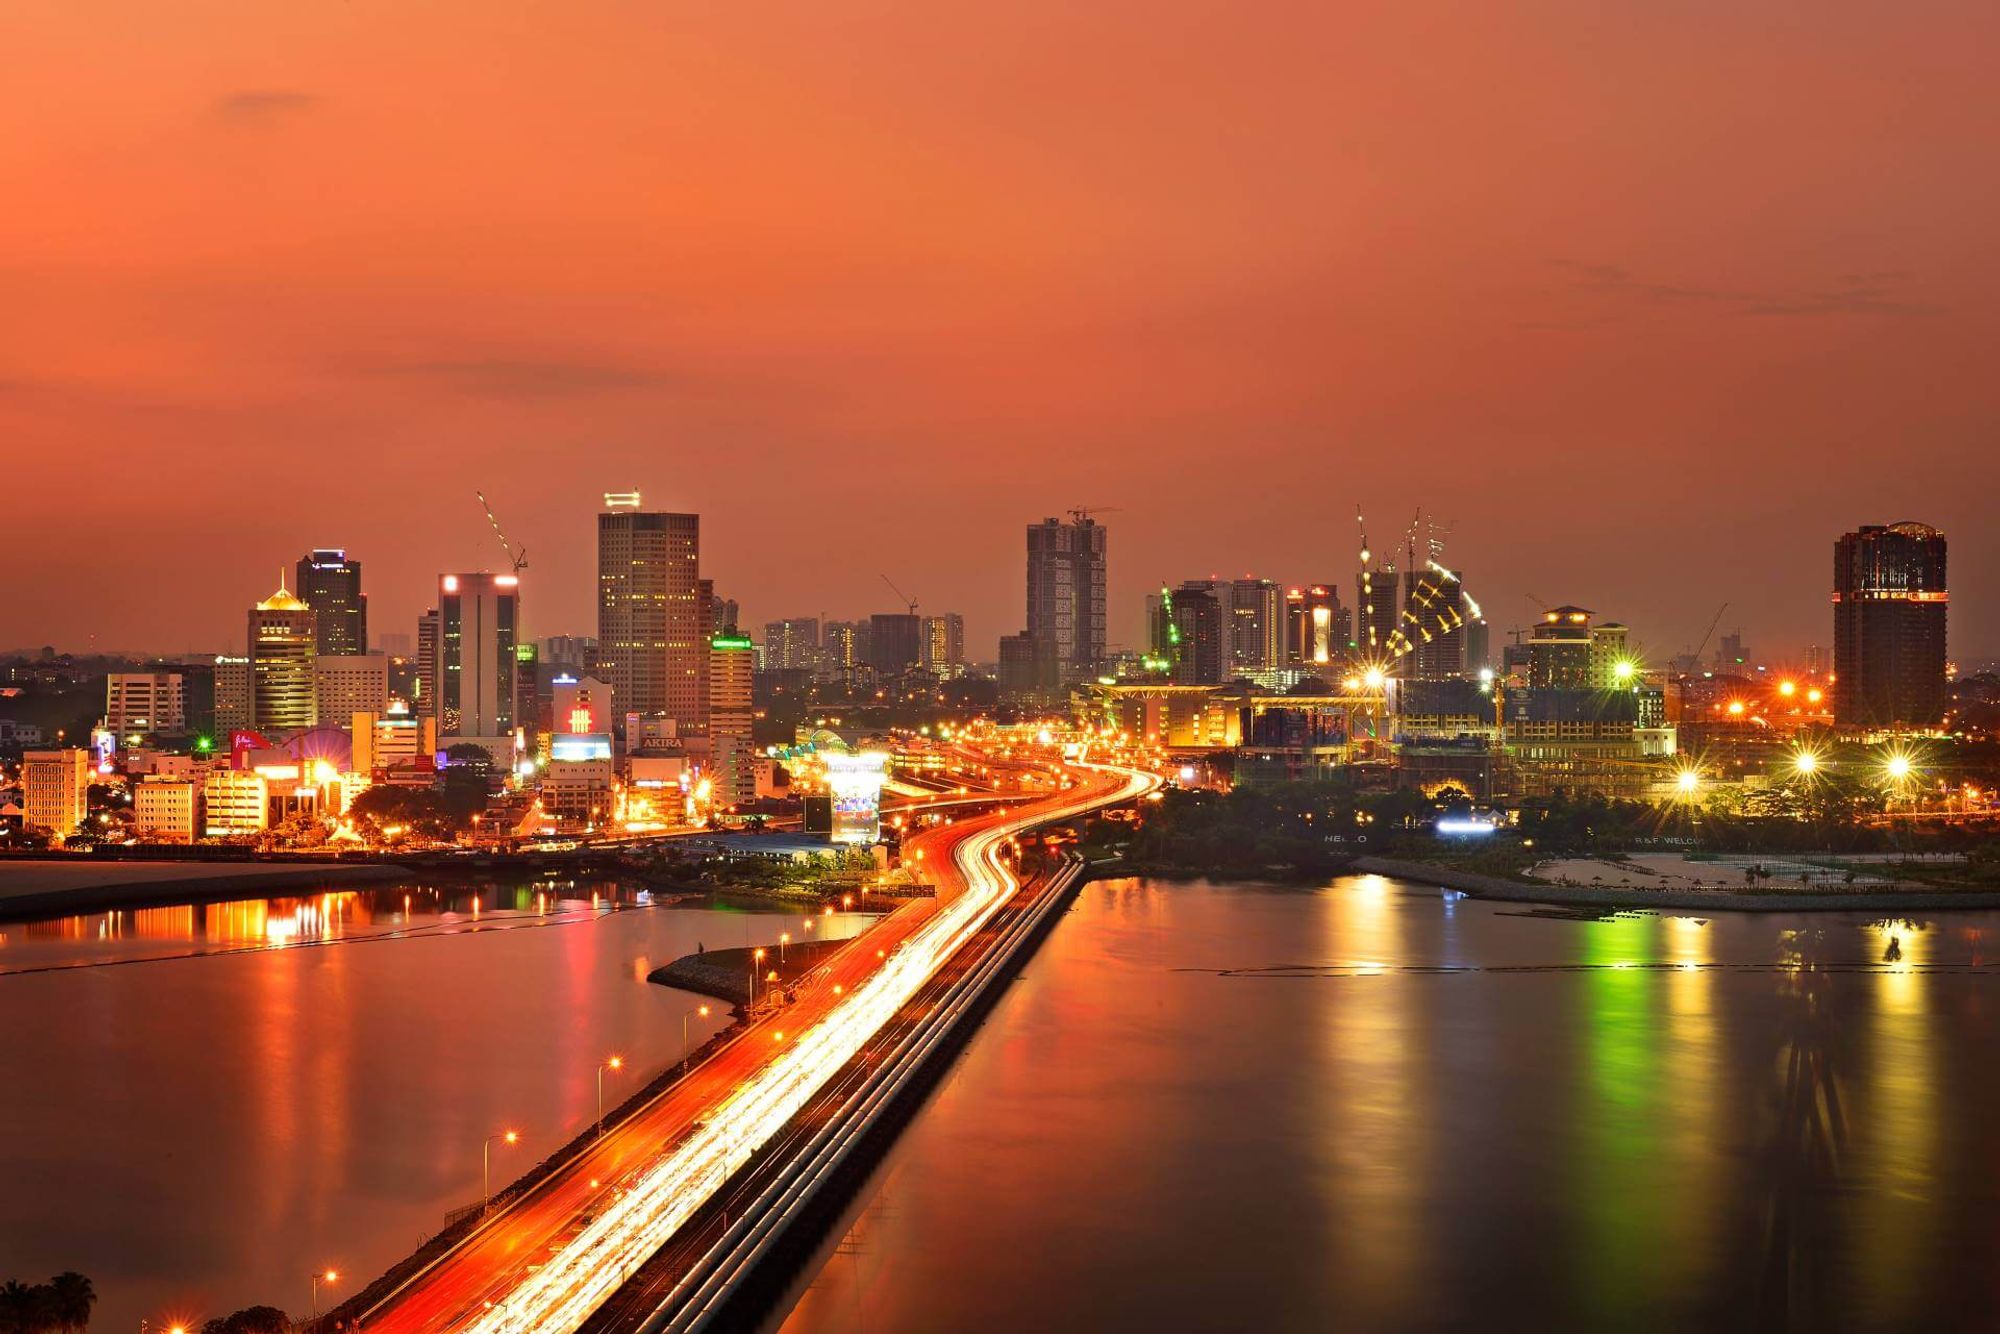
825;750;888;845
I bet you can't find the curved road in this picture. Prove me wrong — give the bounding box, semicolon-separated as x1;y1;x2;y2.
363;753;1153;1334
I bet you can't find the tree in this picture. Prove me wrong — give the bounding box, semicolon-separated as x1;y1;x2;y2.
199;1306;290;1334
46;1275;92;1334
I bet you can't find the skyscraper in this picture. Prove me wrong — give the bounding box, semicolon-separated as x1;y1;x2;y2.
597;495;705;730
1285;585;1347;669
1167;582;1225;685
922;613;966;678
1226;578;1283;672
249;580;318;733
432;572;521;740
708;632;756;806
869;613;922;674
1834;522;1948;728
295;549;367;655
1026;514;1108;679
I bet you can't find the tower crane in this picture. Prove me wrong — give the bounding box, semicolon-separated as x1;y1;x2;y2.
1068;505;1122;524
475;491;529;575
880;574;918;617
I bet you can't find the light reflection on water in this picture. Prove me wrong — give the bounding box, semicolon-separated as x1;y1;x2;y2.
0;878;870;1334
776;877;2000;1333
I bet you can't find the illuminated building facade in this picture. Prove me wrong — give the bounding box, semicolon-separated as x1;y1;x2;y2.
202;769;270;837
551;675;616;736
295;549;367;655
597;497;705;731
433;572;521;740
708;633;756;806
1026;514;1108;678
825;751;888;844
823;621;868;675
249;582;318;733
1355;563;1403;671
541;733;615;823
134;776;200;843
106;673;186;739
1285;584;1350;669
213;656;252;735
315;653;389;723
921;613;965;678
1167;582;1225;685
22;749;90;837
1527;606;1594;688
1834;522;1948;727
763;618;821;671
352;705;437;782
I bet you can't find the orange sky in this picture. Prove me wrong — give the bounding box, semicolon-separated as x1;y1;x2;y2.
4;1;1996;662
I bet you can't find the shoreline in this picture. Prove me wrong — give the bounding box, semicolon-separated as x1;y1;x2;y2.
0;860;412;922
1349;855;2000;914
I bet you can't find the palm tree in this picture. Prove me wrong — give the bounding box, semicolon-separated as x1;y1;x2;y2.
0;1280;34;1334
47;1275;93;1334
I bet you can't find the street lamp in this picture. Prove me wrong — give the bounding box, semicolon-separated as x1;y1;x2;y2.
683;1004;711;1071
482;1130;519;1210
751;948;766;1006
310;1270;338;1318
779;930;790;963
597;1057;624;1139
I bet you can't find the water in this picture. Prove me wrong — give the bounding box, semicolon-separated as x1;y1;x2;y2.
776;875;2000;1332
0;878;871;1332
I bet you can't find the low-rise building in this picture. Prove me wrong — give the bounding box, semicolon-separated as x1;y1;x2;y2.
134;776;202;843
23;749;90;837
202;769;271;837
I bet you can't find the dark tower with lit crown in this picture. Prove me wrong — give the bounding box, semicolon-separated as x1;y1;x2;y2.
1833;522;1947;728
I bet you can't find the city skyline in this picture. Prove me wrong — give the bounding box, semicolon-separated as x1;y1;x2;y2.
5;3;1999;659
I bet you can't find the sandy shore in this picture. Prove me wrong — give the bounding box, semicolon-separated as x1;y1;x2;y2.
0;857;409;920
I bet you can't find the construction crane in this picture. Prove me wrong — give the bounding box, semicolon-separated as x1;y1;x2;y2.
1068;505;1121;524
880;574;918;617
1689;601;1729;666
475;491;529;575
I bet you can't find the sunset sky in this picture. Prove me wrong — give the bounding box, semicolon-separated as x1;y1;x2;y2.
5;1;1995;663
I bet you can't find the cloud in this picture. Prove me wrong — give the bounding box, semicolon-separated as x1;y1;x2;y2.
1546;259;1934;320
213;90;321;124
358;356;670;399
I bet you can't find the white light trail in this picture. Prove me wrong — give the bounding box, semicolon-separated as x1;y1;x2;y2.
439;762;1156;1334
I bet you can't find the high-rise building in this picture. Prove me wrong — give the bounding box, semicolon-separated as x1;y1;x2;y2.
597;496;705;730
869;613;922;675
708;633;756;806
1834;522;1948;728
1285;585;1349;669
415;610;440;718
249;581;318;733
295;549;367;655
1527;606;1596;689
105;673;186;739
213;656;253;736
1587;622;1632;689
315;653;389;723
823;621;869;674
433;572;522;740
764;618;821;672
1168;583;1225;685
1407;568;1469;681
22;749;90;838
922;613;966;678
1226;579;1284;673
1355;563;1403;669
1026;515;1108;679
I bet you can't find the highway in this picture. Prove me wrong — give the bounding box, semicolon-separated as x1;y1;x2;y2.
361;751;1154;1334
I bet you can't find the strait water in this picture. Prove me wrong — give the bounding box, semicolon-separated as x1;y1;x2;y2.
0;879;870;1332
775;875;2000;1333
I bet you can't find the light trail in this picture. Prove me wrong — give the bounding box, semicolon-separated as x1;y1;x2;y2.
400;758;1154;1334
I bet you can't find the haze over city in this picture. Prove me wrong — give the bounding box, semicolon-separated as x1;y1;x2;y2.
5;1;1997;657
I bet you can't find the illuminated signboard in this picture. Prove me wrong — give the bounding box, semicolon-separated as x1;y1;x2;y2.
825;751;888;845
550;734;613;762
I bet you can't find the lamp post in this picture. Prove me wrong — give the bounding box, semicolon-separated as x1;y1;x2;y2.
779;930;790;963
310;1269;338;1318
683;1004;712;1072
751;948;766;1007
597;1057;624;1139
483;1130;519;1210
